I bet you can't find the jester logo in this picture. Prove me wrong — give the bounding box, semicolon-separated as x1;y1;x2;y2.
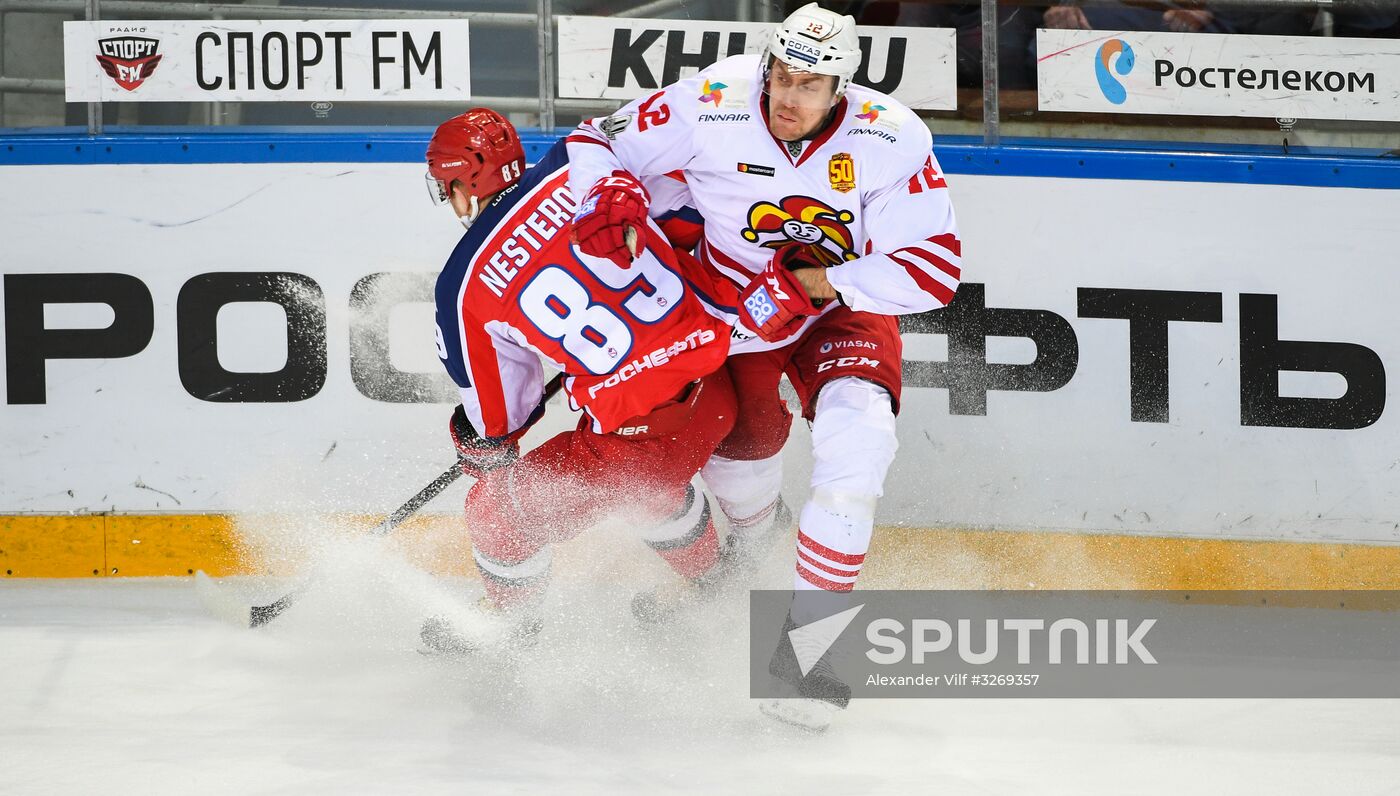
741;195;858;267
96;36;163;92
699;79;727;104
1095;39;1135;105
855;100;885;123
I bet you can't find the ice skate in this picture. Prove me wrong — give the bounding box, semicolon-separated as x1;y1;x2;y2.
758;613;851;732
631;497;792;626
629;511;764;626
418;597;543;656
629;550;729;626
629;570;721;626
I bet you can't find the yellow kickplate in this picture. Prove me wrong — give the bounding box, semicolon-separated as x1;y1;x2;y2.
221;513;475;577
0;515;106;577
104;515;243;577
868;527;1400;593
5;515;1400;599
380;513;475;577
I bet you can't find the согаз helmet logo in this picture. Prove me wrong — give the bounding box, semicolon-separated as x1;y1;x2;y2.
1095;39;1135;105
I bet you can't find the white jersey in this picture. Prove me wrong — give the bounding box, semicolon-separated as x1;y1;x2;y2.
567;54;962;349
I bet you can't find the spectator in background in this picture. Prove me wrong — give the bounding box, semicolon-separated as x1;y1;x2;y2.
1039;1;1397;44
1237;7;1315;36
895;1;1038;89
1330;9;1400;38
1040;1;1243;35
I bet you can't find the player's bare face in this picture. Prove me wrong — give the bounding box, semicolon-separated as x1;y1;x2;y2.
449;182;484;230
765;61;838;141
448;181;473;218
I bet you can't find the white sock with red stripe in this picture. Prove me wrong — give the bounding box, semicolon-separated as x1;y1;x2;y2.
701;453;785;539
792;496;872;623
790;377;896;623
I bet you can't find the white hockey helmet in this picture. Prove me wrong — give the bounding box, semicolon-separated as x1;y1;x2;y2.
766;2;861;97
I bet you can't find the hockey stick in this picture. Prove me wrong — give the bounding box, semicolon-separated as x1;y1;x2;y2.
196;373;566;628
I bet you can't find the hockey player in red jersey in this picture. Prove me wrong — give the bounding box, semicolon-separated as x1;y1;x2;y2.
566;3;962;728
423;109;740;653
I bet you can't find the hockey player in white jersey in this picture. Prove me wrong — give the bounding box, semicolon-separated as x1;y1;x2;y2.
566;3;961;729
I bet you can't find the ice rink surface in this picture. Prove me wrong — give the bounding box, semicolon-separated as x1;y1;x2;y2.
3;530;1399;796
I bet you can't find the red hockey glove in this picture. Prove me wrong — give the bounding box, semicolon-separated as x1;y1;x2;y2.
571;170;650;268
449;405;522;479
773;243;826;273
774;243;830;308
737;247;822;343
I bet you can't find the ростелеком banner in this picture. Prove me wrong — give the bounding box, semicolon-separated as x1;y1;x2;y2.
1037;29;1400;122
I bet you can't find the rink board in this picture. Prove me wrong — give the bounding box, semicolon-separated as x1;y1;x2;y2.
6;514;1400;593
1;139;1399;578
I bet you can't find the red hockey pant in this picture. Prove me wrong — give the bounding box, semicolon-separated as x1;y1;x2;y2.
464;366;736;596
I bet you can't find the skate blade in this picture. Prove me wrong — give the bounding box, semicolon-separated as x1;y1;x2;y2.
417;632;539;659
193;570;254;628
417;623;474;656
631;582;703;627
417;642;473;658
758;696;839;733
418;611;543;657
419;616;493;657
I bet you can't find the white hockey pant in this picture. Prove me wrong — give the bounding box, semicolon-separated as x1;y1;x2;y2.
793;377;897;611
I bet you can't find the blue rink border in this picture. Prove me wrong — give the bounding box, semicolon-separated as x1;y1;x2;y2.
1;127;1397;189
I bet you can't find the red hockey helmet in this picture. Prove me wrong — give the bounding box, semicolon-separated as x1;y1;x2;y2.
425;108;526;208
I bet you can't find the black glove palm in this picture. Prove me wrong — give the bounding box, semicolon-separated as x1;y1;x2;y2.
449;405;520;478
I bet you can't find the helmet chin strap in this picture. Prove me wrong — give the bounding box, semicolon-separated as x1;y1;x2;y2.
457;195;481;230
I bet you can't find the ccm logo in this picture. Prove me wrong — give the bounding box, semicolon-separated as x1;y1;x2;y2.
615;425;650;436
817;356;880;372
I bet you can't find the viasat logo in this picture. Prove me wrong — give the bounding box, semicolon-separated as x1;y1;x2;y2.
855;100;886;123
1095;39;1135;105
699;79;727;104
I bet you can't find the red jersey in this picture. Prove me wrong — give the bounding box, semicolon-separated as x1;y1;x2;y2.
435;141;734;435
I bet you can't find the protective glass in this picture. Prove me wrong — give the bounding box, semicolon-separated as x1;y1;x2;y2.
763;61;840;110
425;171;450;205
